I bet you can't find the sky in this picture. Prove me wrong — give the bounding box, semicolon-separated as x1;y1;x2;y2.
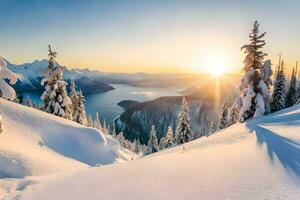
0;0;300;74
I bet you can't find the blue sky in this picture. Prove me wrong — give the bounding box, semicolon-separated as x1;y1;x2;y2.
0;0;299;73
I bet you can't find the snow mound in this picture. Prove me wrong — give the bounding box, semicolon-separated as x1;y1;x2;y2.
0;99;132;178
20;104;300;200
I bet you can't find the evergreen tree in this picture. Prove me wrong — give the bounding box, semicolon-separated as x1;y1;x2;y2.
0;56;18;133
17;94;23;104
218;99;228;130
107;124;111;134
102;119;108;134
295;61;300;104
87;115;93;127
111;124;117;137
69;79;77;116
238;21;269;121
209;121;217;135
41;45;72;119
116;132;126;147
93;112;102;130
129;139;137;152
261;60;273;114
135;138;141;153
262;60;273;89
115;132;131;150
123;138;131;149
144;125;159;155
26;96;33;107
174;97;192;144
159;126;174;149
297;88;300;104
271;59;286;112
227;99;240;127
285;66;297;108
73;90;87;126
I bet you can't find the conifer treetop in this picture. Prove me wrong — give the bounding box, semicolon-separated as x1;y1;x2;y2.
241;20;267;72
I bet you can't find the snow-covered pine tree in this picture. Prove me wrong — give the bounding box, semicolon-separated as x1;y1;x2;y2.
107;124;111;134
294;61;300;104
116;132;126;147
262;60;273;89
123;138;131;150
129;139;137;152
116;132;131;150
159;126;174;149
0;56;18;133
26;96;33;107
270;59;286;112
209;121;217;134
227;99;240;127
285;66;297;108
174;97;193;144
87;114;93;127
144;125;160;155
69;79;77;117
102;119;108;134
135;138;141;153
261;60;273;114
217;99;228;130
72;90;87;126
238;21;269;122
111;124;117;137
295;61;300;104
41;45;72;119
297;87;300;104
93;112;102;130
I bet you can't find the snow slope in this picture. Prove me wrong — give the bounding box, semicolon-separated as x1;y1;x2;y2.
19;104;300;200
0;99;132;179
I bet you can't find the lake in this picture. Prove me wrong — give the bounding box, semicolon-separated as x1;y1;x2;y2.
20;84;181;126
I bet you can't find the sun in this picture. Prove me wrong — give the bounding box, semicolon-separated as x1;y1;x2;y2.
205;56;228;76
207;65;226;76
192;49;232;76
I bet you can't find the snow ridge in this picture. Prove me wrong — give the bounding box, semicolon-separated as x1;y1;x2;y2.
0;99;133;179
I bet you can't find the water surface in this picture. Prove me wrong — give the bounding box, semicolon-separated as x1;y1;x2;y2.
21;84;181;126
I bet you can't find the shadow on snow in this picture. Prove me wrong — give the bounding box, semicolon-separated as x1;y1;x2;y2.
246;111;300;179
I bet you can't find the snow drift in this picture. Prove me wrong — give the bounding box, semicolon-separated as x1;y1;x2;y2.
0;99;132;178
20;104;300;200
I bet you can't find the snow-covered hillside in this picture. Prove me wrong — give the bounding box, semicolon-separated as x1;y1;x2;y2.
0;99;132;179
13;104;300;200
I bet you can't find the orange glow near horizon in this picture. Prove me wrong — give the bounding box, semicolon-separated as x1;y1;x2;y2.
6;37;297;75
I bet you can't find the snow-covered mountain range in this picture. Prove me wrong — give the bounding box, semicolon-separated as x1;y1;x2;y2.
5;59;114;94
6;58;236;94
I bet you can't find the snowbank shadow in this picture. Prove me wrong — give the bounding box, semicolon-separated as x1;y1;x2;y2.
246;119;300;179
